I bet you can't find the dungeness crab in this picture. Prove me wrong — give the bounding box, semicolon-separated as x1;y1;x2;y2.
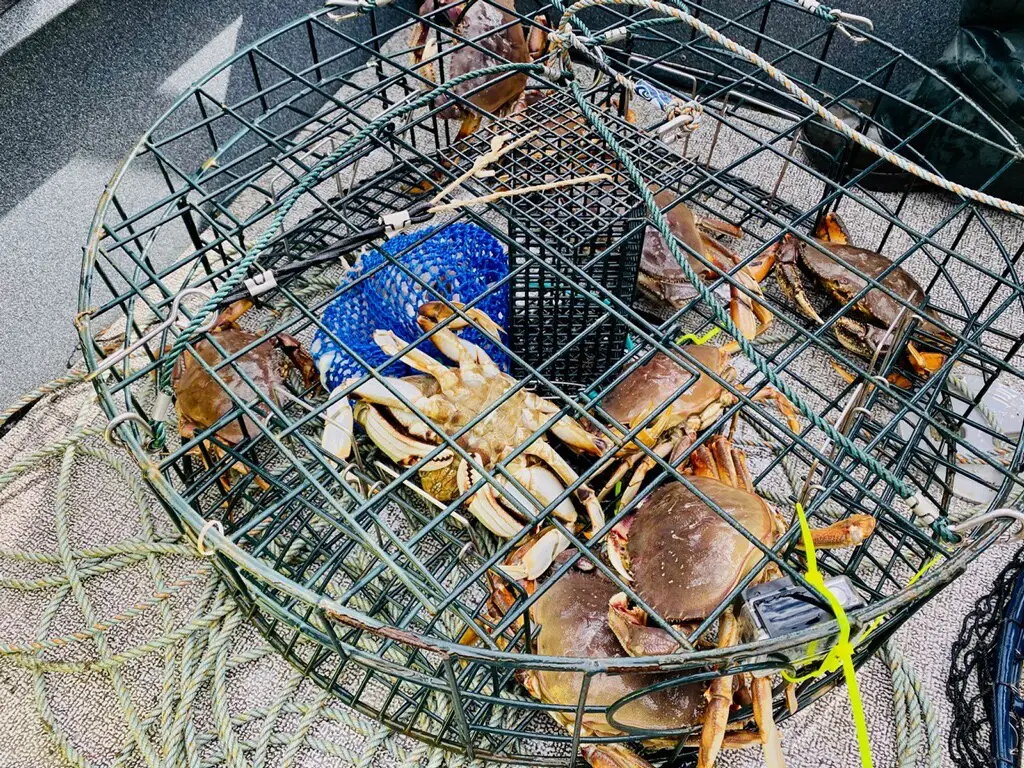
477;557;768;768
641;187;775;339
597;344;799;510
605;435;875;767
172;299;318;480
410;0;549;141
324;302;608;558
772;213;950;377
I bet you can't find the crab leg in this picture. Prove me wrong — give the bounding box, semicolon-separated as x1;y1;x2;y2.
598;450;645;502
696;215;743;240
523;439;604;537
374;330;461;392
749;385;801;434
617;437;678;511
416;303;506;377
701;236;772;340
752;677;787;768
527;393;609;457
798;513;876;549
698;607;739;768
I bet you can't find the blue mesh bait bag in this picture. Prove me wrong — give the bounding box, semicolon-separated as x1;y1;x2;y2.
310;222;509;390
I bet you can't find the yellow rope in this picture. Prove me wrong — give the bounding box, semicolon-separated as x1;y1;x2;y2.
782;502;874;768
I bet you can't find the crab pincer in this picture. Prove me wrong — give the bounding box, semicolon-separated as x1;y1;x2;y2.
771;212;952;378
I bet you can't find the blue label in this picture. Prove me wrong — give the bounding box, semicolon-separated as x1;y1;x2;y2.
635;79;673;110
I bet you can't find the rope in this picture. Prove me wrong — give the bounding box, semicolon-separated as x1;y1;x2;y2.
551;0;1023;215
564;77;943;522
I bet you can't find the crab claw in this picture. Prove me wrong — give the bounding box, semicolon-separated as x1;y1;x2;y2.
356;403;439;466
814;211;851;245
581;744;658;768
798;513;876;549
527;15;550;59
499;527;570;581
608;592;682;657
606;516;634;582
500;459;578;524
774;235;825;326
458;455;524;539
321;385;354;460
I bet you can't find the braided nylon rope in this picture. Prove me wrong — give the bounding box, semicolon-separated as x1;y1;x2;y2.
0;369;946;767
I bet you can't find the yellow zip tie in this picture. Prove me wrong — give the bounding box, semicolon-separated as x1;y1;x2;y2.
781;503;873;768
676;327;721;345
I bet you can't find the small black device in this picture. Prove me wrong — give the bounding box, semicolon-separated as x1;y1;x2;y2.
738;575;867;676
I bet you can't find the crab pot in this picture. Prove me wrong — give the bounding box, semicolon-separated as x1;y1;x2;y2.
78;1;1024;765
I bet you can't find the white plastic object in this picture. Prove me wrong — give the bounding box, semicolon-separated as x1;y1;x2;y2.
244;269;278;297
897;373;1023;504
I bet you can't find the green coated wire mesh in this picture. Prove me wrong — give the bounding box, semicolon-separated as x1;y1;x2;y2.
75;2;1023;765
0;371;951;768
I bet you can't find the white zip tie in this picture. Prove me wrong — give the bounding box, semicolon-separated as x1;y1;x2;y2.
150;391;173;424
197;519;225;557
380;210;412;238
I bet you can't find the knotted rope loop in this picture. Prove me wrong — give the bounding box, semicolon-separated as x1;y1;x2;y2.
792;0;874;41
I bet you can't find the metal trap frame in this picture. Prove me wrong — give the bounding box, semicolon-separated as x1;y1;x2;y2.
78;1;1024;765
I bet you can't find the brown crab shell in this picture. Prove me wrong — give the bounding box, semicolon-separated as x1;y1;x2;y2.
601;345;726;428
796;240;928;331
640;188;708;281
172;326;288;445
627;477;774;623
430;0;529;120
531;568;707;729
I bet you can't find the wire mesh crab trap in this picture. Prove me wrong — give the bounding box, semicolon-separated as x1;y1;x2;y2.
79;1;1024;765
